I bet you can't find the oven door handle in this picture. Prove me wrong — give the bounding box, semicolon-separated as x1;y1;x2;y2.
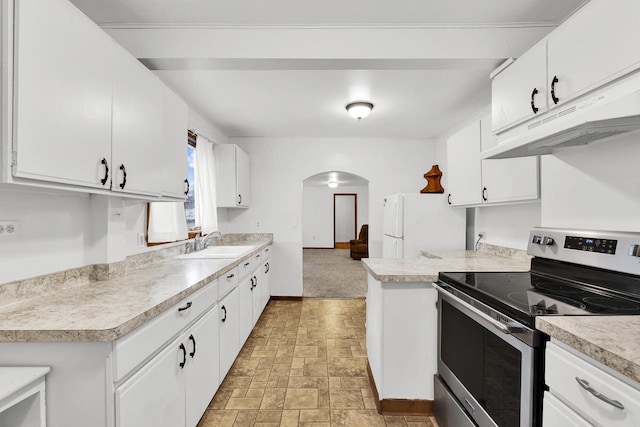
434;283;515;336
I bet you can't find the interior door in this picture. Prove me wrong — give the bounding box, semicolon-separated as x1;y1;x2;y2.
334;194;357;249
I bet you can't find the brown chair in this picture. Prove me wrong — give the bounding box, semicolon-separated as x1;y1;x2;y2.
350;224;369;260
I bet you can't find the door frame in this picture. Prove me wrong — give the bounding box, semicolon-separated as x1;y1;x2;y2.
333;193;358;249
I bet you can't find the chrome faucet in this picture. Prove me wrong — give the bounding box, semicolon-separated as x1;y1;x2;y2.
195;231;222;251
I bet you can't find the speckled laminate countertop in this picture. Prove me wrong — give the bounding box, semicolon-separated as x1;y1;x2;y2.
0;239;271;343
362;250;531;282
536;316;640;384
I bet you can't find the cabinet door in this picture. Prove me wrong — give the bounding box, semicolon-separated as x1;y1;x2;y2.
547;0;640;107
13;0;112;189
214;144;250;208
492;39;548;133
238;276;254;345
162;87;188;199
236;147;250;207
115;338;186;427
260;262;271;313
219;288;240;381
446;121;482;206
251;273;262;326
479;116;539;204
185;307;220;427
111;50;163;196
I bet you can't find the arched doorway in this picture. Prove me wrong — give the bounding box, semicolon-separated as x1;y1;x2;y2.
301;171;369;298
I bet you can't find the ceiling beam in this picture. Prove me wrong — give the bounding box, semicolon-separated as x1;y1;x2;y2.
105;26;552;65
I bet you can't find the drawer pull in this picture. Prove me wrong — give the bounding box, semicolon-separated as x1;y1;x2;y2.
227;273;235;279
188;334;196;358
244;262;250;267
575;377;625;410
179;343;187;369
177;302;192;312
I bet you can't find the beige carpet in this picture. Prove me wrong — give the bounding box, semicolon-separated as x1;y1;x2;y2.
303;249;367;298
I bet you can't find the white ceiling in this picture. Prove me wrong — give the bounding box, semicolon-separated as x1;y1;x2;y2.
71;0;587;139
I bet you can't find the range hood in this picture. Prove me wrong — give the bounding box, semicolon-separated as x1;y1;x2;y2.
482;82;640;159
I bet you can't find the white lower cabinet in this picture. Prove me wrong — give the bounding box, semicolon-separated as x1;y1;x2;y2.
116;305;220;427
260;260;271;313
543;392;591;427
544;341;640;427
115;335;187;427
185;307;220;427
365;274;437;400
238;276;254;345
219;287;240;381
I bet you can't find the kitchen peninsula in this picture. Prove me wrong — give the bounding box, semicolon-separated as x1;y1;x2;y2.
361;249;530;414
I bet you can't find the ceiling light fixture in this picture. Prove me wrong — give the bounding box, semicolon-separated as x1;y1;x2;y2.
328;181;339;188
346;102;374;120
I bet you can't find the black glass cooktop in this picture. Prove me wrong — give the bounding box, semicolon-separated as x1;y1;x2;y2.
438;269;640;327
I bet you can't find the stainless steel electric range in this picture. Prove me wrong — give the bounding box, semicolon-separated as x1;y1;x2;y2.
434;227;640;427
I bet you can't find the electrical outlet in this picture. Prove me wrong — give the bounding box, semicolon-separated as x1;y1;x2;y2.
256;221;261;228
0;220;19;237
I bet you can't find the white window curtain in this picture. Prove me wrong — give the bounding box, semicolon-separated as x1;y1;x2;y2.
147;202;188;243
195;135;219;234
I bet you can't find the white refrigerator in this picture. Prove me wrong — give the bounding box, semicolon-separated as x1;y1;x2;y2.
382;193;466;259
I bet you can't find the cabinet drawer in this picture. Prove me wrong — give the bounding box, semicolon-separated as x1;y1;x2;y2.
219;267;239;300
238;258;253;280
546;342;640;427
262;246;271;261
543;391;592;427
113;280;218;381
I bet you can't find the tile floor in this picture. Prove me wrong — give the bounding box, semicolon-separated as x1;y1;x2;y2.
197;298;439;427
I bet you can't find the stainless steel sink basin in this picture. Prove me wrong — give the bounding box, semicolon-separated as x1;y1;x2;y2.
175;245;255;260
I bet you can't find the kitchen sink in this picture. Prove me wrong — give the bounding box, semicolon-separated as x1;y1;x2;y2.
175;245;255;260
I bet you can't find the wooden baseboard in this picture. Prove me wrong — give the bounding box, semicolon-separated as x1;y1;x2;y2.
366;361;434;416
269;296;304;301
334;242;350;249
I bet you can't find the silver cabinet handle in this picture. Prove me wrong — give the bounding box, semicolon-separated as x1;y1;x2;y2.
575;377;624;410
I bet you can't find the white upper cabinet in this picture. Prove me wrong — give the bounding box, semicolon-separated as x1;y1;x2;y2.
161;87;188;200
111;51;164;197
12;0;112;189
491;40;548;134
446;120;483;206
447;114;539;207
480;116;539;204
492;0;640;135
6;0;190;199
546;0;640;108
214;144;250;208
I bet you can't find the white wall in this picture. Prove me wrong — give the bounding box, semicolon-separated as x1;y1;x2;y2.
541;134;640;231
0;188;93;283
474;202;541;250
302;184;369;248
219;137;436;296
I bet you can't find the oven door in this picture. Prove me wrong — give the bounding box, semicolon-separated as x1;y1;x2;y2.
435;285;539;427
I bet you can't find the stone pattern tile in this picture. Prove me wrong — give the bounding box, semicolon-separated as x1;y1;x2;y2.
197;299;439;427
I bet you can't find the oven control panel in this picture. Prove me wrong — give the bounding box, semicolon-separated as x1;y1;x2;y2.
564;236;617;254
527;227;640;275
